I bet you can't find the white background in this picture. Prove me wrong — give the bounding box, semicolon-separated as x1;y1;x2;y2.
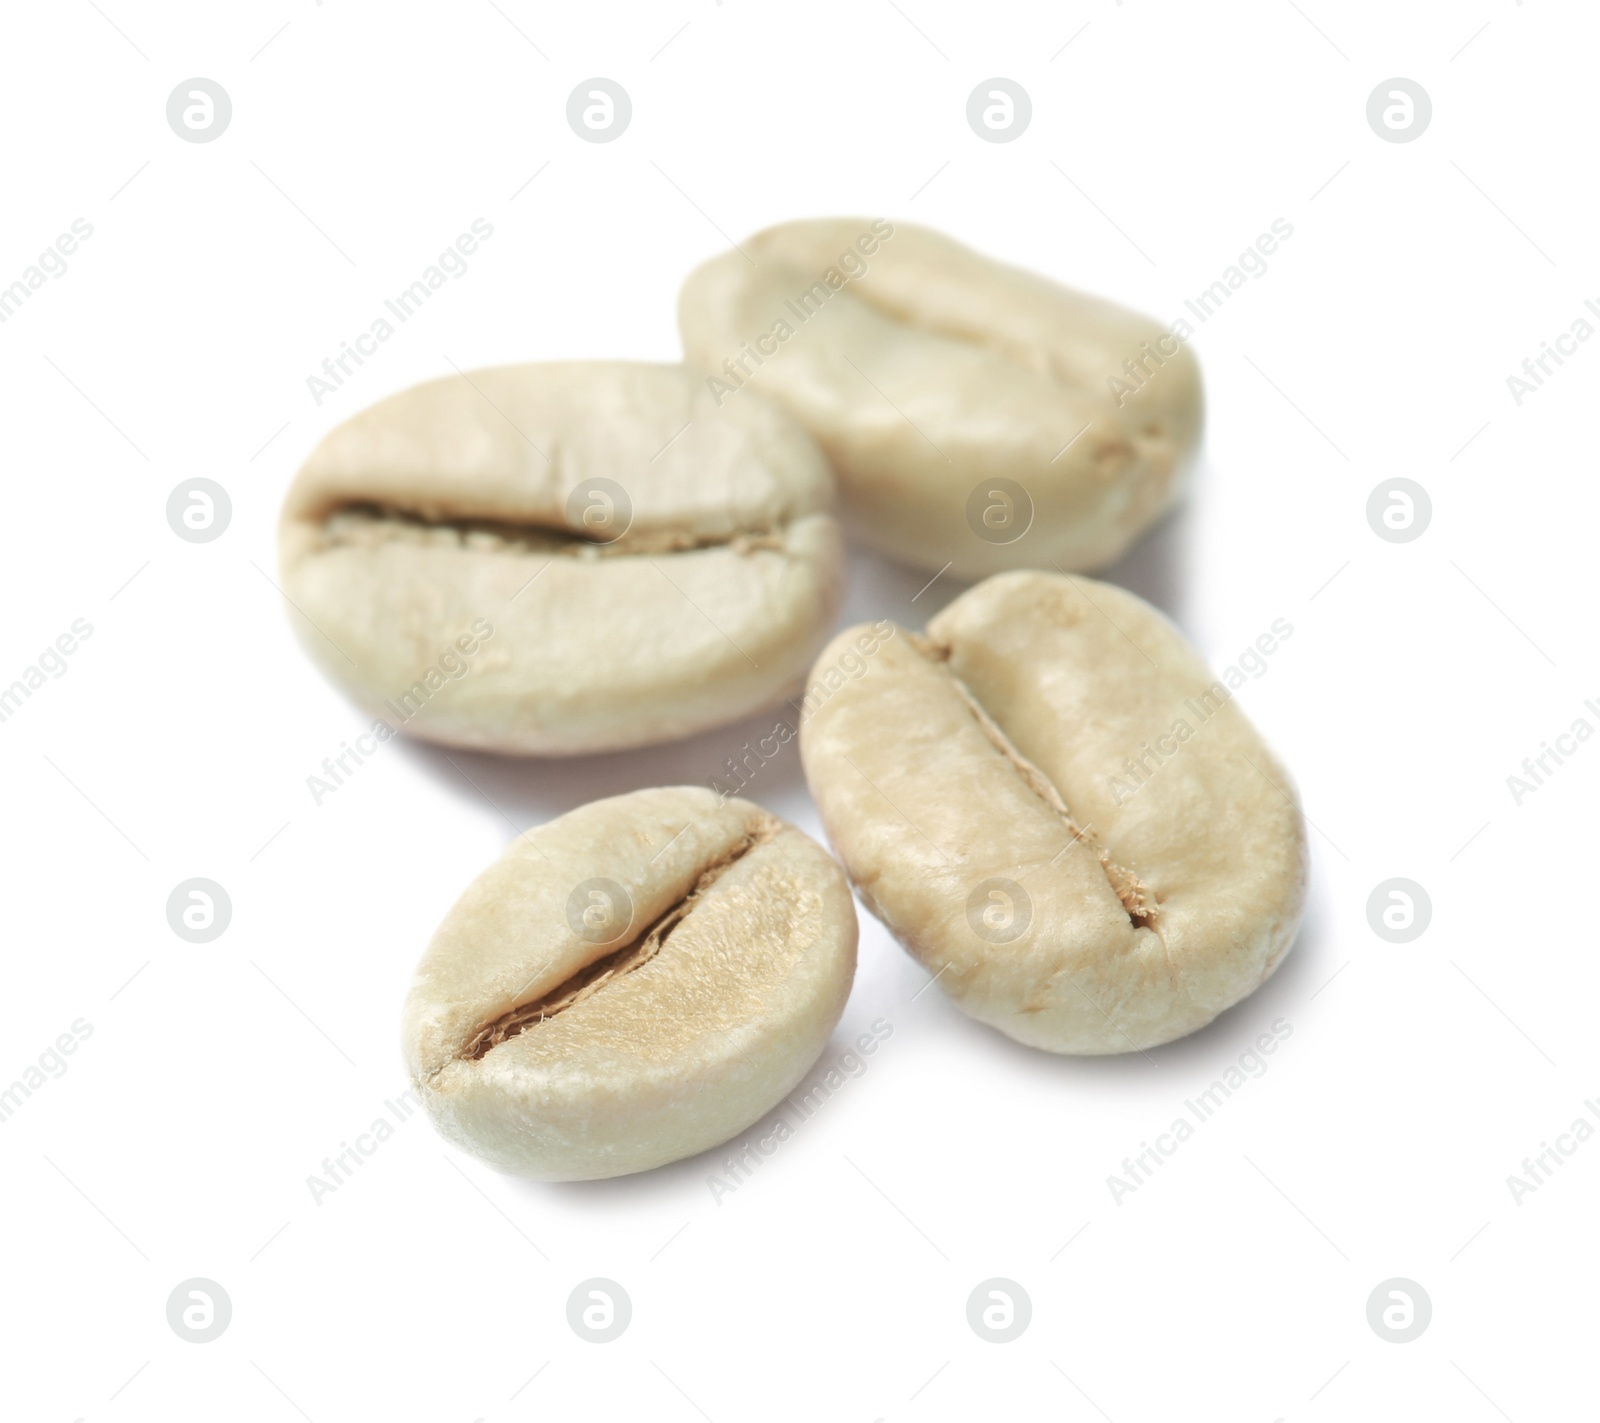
1;1;1594;1419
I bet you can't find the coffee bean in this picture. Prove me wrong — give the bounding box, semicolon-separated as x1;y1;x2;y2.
279;362;845;754
402;787;858;1179
799;571;1305;1053
678;219;1201;578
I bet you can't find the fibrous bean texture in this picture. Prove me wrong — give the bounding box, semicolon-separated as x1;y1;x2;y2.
402;787;859;1179
678;219;1202;578
279;361;845;754
799;571;1305;1054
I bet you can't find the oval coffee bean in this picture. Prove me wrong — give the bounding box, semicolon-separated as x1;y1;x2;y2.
678;219;1201;578
800;571;1305;1053
279;362;845;754
402;787;858;1180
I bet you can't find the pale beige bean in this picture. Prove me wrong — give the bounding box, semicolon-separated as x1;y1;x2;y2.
402;787;858;1180
279;362;845;754
800;571;1305;1054
678;219;1202;578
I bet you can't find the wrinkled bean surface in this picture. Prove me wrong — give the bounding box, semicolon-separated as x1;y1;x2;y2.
402;787;858;1179
280;362;845;754
800;571;1305;1054
679;220;1202;578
